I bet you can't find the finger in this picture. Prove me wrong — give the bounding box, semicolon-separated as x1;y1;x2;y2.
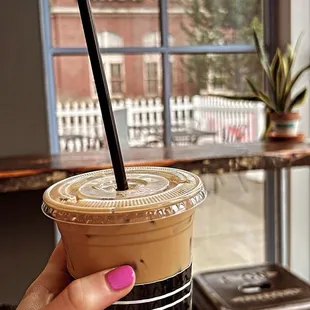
17;241;72;310
45;265;135;310
36;240;72;291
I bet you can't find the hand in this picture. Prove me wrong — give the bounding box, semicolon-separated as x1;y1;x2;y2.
17;241;135;310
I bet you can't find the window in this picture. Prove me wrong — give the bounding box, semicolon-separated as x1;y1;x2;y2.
145;62;159;95
46;0;264;146
110;63;123;94
90;32;124;98
143;32;174;96
212;76;225;89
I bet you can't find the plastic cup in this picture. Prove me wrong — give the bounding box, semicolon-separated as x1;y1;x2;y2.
42;166;206;309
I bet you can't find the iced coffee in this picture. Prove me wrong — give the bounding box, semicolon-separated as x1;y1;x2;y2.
42;166;206;309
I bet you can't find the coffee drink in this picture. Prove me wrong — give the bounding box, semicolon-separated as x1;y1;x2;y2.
42;166;206;309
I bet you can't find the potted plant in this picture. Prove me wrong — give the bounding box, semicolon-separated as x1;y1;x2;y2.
215;30;310;139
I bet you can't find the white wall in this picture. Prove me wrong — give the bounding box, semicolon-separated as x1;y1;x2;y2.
290;0;310;280
0;0;51;157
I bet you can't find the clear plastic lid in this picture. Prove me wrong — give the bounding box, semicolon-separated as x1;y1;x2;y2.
42;166;206;225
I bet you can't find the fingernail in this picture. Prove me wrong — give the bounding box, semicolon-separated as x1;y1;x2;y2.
106;265;135;291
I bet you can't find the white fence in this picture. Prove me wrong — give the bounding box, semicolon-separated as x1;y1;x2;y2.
193;96;265;143
57;96;265;152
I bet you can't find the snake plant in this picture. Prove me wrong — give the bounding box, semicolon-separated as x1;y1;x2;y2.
217;30;310;113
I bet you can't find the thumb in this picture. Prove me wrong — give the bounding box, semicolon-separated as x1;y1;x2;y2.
45;265;135;310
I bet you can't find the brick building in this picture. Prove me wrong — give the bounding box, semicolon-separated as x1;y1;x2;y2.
51;0;191;100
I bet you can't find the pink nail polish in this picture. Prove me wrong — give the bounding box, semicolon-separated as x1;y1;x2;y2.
106;265;135;291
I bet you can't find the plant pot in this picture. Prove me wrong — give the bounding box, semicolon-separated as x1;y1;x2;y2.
269;112;300;137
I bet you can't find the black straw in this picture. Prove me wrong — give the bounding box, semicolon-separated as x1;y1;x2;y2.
77;0;128;191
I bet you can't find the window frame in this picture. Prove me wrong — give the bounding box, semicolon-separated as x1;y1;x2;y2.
42;0;264;149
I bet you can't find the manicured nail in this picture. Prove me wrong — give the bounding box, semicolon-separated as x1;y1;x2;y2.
106;265;135;291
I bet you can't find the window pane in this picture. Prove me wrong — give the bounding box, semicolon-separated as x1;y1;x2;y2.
54;54;162;101
54;54;162;152
168;0;263;46
169;53;265;145
50;0;160;47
